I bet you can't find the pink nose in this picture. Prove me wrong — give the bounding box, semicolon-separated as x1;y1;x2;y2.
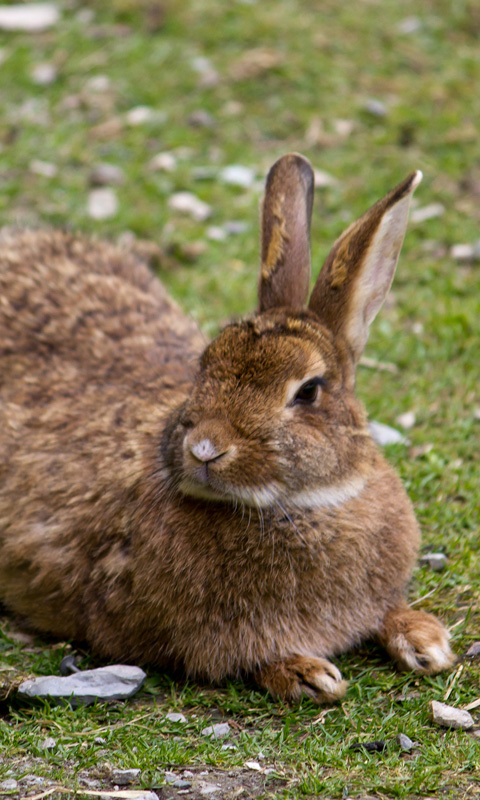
189;438;222;463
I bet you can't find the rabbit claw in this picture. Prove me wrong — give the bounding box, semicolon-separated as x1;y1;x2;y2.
256;655;348;704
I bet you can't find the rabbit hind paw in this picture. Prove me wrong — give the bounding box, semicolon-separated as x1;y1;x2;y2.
380;607;456;675
255;655;348;704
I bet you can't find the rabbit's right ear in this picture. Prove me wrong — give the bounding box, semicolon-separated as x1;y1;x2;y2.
258;153;314;312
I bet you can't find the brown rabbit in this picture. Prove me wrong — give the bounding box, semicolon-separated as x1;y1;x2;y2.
0;154;454;703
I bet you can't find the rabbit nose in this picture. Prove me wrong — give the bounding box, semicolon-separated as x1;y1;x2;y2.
189;438;227;464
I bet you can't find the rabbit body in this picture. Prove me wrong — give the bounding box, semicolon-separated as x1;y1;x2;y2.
0;156;454;702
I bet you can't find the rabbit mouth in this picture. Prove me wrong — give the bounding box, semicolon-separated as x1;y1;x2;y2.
178;472;281;507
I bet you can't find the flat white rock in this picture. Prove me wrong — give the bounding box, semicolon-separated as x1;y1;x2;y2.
18;664;146;707
0;3;59;31
88;187;118;220
369;420;406;446
219;165;256;188
431;700;474;730
169;191;212;221
201;722;230;738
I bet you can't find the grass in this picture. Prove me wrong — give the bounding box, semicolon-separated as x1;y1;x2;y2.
0;0;479;797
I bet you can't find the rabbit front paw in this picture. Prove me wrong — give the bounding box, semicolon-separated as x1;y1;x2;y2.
255;655;348;704
379;606;456;675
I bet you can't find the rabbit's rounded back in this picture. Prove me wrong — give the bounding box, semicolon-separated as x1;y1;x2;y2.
0;159;432;686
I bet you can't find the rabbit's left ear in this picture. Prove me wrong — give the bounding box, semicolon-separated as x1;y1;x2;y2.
258;153;314;312
309;171;422;363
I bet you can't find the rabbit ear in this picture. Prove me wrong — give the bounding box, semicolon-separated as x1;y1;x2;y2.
258;153;314;312
308;171;422;363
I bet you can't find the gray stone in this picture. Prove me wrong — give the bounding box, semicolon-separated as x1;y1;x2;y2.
0;779;18;791
369;420;406;446
396;733;414;751
431;700;474;730
466;642;480;657
199;785;222;796
165;712;187;724
90;163;125;186
112;768;141;785
0;3;59;31
201;722;230;738
363;98;387;117
172;780;192;789
450;241;480;261
30;159;57;178
420;553;448;572
18;664;146;707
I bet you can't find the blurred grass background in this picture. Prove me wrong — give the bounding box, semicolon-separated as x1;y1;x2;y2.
0;1;479;798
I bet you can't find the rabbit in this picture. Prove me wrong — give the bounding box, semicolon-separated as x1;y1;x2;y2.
0;153;455;704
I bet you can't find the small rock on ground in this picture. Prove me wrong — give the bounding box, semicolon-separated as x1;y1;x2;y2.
18;664;146;707
0;3;59;32
168;192;212;221
369;420;406;446
396;733;414;751
431;700;474;730
420;553;448;572
165;712;187;723
201;722;230;738
88;188;118;220
0;780;18;791
112;768;141;785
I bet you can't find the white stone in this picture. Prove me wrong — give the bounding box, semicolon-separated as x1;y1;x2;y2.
420;553;448;572
40;737;56;750
89;163;125;186
199;785;222;796
165;712;187;723
87;188;118;220
126;106;166;126
450;241;480;261
0;3;59;31
168;192;212;221
31;62;57;85
314;169;337;188
395;411;416;430
85;74;111;93
244;761;262;771
219;165;256;188
410;203;445;223
0;780;18;791
369;420;406;446
397;16;422;34
201;722;230;738
206;226;227;242
149;152;177;172
30;159;57;178
431;700;474;730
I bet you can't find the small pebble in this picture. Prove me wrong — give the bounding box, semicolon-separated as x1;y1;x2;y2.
169;192;212;221
0;3;59;31
369;420;406;446
363;98;387;117
201;722;230;738
31;62;57;85
219;165;256;188
30;159;58;178
314;169;337;188
89;163;125;186
112;768;141;785
450;242;480;262
0;779;18;791
397;16;421;34
199;785;222;796
221;743;237;751
94;736;106;745
420;553;448;572
224;220;249;235
149;152;177;172
244;761;262;771
165;712;187;724
40;737;56;750
431;700;474;730
465;642;480;657
410;203;445;224
396;733;414;751
126;106;166;126
85;74;111;93
88;188;118;220
172;779;192;789
187;109;215;128
396;411;416;430
206;226;227;242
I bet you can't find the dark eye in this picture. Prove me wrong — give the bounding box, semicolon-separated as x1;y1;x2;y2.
292;377;326;406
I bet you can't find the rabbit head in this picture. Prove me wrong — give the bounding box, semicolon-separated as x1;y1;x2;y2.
163;155;422;512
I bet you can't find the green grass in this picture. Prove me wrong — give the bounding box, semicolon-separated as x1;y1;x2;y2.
0;0;479;797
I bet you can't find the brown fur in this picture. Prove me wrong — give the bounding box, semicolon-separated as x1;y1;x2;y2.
0;157;454;704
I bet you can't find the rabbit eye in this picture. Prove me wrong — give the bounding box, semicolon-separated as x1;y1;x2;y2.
292;377;325;406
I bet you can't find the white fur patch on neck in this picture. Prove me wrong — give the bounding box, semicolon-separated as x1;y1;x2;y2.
287;475;366;510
